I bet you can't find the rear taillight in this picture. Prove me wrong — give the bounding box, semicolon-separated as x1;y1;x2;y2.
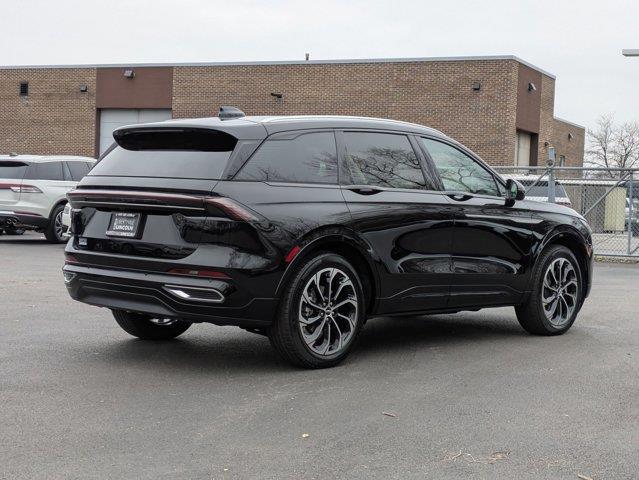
204;197;258;222
66;189;259;222
9;185;43;193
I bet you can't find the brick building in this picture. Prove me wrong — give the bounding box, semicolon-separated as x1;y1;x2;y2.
0;56;584;167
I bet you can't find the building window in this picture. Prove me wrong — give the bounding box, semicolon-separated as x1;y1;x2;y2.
559;155;566;167
19;81;28;97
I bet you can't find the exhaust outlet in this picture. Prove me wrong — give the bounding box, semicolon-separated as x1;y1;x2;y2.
162;285;225;304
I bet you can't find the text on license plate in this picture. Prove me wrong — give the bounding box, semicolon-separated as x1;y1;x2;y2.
106;212;142;238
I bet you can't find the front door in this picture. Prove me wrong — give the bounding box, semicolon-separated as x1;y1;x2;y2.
338;130;455;314
418;136;537;308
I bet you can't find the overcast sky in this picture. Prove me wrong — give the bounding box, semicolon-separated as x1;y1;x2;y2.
1;0;638;131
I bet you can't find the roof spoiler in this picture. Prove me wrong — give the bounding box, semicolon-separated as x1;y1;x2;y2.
113;127;237;151
219;106;245;121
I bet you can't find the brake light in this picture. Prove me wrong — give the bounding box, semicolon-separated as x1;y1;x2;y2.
9;184;43;193
167;268;231;279
204;197;258;221
66;189;259;222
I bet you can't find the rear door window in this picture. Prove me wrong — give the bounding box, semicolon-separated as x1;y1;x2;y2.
66;161;90;181
342;132;428;189
0;161;28;179
26;162;64;181
235;131;338;184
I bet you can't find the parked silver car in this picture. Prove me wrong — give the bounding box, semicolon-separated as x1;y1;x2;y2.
503;175;572;208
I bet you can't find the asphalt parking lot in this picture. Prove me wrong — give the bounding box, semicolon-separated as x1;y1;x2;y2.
1;233;638;480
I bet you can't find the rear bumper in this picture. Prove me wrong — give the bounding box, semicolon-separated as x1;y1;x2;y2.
63;264;277;328
0;210;48;230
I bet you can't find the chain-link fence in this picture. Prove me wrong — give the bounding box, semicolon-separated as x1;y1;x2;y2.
494;166;639;257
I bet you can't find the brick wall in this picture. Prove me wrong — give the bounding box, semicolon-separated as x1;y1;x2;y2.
0;68;96;156
0;58;584;168
552;118;585;168
173;59;520;166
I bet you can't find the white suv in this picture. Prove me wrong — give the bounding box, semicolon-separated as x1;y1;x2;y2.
0;155;96;243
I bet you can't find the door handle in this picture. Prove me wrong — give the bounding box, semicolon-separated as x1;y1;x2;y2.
347;185;384;195
447;193;473;202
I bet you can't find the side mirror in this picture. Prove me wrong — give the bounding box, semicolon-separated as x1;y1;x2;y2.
505;178;525;203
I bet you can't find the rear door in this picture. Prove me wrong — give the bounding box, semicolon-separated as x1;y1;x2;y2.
338;130;454;314
23;161;68;217
419;136;537;307
0;160;29;208
224;129;349;286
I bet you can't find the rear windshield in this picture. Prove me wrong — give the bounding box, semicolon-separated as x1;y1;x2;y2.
0;161;28;179
89;129;237;179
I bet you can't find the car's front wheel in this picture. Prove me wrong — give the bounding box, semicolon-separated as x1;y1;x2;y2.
515;245;583;335
112;310;191;340
269;253;366;368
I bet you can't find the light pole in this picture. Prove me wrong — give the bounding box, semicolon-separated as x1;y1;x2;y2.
622;49;638;252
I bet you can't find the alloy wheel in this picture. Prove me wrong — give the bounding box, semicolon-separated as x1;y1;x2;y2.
541;257;579;327
54;210;65;241
298;267;358;356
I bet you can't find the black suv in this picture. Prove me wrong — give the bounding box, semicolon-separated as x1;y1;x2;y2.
64;111;593;368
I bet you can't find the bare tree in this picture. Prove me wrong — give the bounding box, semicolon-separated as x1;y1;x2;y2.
586;115;639;176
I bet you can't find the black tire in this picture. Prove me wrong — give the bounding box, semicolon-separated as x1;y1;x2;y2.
268;253;366;369
44;203;66;243
4;227;25;235
515;245;583;335
112;310;191;340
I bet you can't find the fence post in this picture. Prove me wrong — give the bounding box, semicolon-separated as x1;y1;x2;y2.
548;164;556;203
628;174;634;255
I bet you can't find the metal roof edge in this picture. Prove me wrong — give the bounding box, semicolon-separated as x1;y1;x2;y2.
0;55;556;78
553;116;586;130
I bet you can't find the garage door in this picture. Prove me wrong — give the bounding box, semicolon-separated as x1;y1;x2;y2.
99;109;172;155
